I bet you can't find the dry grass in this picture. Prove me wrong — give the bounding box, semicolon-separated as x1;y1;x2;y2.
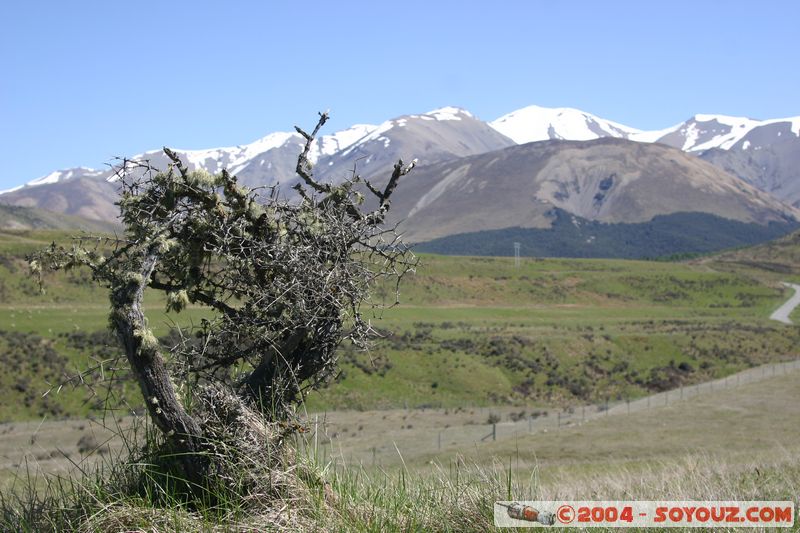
1;370;797;531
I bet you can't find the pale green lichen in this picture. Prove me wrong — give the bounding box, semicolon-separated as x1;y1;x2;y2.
133;327;159;352
71;248;88;263
185;169;219;188
122;271;144;285
247;200;264;220
166;289;190;313
155;236;179;254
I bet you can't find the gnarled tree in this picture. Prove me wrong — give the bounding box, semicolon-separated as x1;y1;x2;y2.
31;112;416;486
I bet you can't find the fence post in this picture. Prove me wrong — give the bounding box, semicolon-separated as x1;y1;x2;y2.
557;412;561;429
627;398;630;414
372;446;376;465
493;423;496;441
647;396;650;409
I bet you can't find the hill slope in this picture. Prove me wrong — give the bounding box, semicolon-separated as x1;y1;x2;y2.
413;209;799;259
0;203;121;232
388;138;800;243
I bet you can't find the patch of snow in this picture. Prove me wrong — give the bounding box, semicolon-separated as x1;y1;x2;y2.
681;122;702;151
685;115;762;152
315;123;378;158
29;170;71;186
423;106;473;121
490;105;641;144
742;140;751;150
180;131;298;173
629;123;682;143
789;117;800;136
15;167;105;190
659;114;800;152
693;113;752;124
340;119;398;157
494;107;800;152
0;184;24;195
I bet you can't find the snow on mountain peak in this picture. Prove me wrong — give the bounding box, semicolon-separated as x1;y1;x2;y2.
789;117;800;137
666;114;800;152
31;167;102;186
0;167;106;195
334;107;475;157
179;131;300;174
421;106;473;121
314;123;378;159
6;104;800;198
489;105;641;144
692;113;756;125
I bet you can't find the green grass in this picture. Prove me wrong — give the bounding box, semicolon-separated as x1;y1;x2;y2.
1;232;799;419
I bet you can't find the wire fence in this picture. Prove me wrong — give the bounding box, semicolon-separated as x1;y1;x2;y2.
300;358;800;466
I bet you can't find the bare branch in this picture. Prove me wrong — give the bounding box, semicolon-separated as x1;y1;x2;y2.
294;111;331;194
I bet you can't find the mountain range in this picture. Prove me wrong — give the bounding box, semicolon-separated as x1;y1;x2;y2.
2;104;799;257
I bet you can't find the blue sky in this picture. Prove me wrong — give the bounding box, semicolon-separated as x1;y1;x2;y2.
1;0;798;190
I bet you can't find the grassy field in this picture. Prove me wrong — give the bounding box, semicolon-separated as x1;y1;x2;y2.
1;229;799;420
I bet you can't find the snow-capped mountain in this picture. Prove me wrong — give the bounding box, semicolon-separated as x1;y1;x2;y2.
2;124;383;194
631;113;800;207
0;167;105;195
486;107;800;208
224;107;513;192
487;106;800;155
489;105;641;144
646;114;800;152
313;106;513;185
2;103;799;238
0;107;513;219
697;119;800;207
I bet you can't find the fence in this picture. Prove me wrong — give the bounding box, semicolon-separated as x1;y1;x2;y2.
299;358;800;467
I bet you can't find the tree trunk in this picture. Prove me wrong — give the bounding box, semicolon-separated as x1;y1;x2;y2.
109;249;206;478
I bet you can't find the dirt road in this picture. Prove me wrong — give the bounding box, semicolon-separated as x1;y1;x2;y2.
770;282;800;324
